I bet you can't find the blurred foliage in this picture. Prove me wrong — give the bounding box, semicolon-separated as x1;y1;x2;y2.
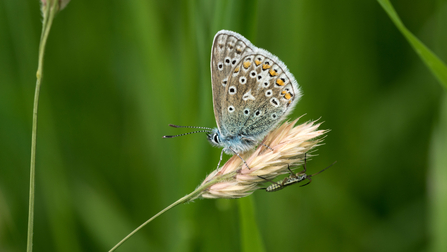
378;0;447;87
0;0;446;251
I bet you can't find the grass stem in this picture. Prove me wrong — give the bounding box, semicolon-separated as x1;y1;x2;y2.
27;2;58;252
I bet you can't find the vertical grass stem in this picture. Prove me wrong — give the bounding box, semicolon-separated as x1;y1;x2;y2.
27;2;59;252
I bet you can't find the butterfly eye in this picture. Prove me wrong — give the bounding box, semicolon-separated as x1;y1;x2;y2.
213;133;220;143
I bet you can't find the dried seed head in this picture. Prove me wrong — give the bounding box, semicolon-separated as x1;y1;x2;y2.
199;117;328;199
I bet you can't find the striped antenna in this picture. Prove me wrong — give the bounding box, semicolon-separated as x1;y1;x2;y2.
168;124;213;130
163;130;211;138
163;124;213;138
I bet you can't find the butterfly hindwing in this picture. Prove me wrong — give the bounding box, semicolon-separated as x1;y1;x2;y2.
220;51;302;141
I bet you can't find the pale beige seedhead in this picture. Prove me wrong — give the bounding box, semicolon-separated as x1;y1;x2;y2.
199;117;327;199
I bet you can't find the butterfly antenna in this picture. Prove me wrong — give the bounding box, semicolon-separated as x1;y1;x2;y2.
168;124;213;130
163;129;211;138
309;161;337;177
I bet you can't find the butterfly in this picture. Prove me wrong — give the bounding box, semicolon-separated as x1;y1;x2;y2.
164;30;302;168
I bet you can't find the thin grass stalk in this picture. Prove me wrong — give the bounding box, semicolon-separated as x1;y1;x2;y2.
108;172;235;252
27;2;59;252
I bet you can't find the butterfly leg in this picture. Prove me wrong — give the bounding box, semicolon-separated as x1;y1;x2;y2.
229;147;250;169
261;143;274;152
216;149;225;170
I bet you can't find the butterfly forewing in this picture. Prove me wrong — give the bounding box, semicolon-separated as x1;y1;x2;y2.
211;31;255;135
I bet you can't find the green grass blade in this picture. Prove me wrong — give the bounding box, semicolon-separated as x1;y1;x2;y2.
428;95;447;252
378;0;447;89
238;197;266;252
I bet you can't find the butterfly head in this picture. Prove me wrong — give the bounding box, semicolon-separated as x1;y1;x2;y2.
206;128;223;148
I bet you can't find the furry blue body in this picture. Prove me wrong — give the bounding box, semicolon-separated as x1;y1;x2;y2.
207;128;259;155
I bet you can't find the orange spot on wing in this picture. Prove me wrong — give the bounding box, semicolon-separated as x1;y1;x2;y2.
243;61;251;69
276;79;285;86
285;93;292;99
234;67;240;73
262;64;271;70
255;60;261;66
269;69;278;77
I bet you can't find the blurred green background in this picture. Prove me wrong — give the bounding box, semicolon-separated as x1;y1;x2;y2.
1;0;447;251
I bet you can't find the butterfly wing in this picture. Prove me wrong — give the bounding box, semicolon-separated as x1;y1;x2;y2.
210;30;256;135
232;52;302;141
214;31;302;142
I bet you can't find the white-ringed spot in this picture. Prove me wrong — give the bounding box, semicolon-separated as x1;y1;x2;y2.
229;86;237;95
239;76;247;84
250;71;257;78
228;106;235;113
224;57;231;65
265;89;273;97
270;97;280;107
